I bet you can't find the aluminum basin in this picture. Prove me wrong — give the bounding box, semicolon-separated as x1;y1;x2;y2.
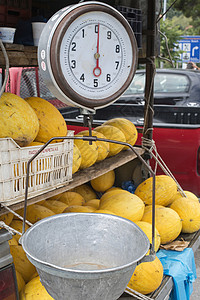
22;213;149;300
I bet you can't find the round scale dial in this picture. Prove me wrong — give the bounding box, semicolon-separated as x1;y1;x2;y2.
38;1;138;111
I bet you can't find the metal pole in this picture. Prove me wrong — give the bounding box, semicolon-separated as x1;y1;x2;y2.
163;0;167;21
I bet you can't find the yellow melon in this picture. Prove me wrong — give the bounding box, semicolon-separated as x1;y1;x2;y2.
10;245;36;283
103;118;138;149
95;209;117;215
74;134;98;169
144;205;164;214
42;200;68;214
9;220;29;242
72;144;82;174
135;175;178;206
63;205;95;213
19;276;53;299
127;256;163;295
90;170;115;192
100;189;130;205
83;199;100;210
29;271;39;281
0;93;39;146
71;184;97;202
25;97;67;143
8;236;18;246
99;192;144;222
0;212;13;225
26;141;44;147
135;221;161;252
56;191;84;206
78;130;110;161
94;125;126;157
16;270;25;293
171;190;199;204
142;206;182;244
26;204;55;224
170;198;200;233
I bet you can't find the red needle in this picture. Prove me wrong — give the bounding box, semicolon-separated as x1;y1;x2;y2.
93;23;102;77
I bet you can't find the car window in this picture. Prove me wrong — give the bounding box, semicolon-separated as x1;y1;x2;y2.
124;72;190;94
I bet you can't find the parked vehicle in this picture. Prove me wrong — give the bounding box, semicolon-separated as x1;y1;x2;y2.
60;69;200;197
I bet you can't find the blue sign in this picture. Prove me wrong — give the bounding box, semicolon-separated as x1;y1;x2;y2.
177;36;200;63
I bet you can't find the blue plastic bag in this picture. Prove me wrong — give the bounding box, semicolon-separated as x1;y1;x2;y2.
157;248;197;300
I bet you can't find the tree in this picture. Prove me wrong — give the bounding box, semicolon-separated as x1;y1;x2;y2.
172;0;200;34
158;18;183;67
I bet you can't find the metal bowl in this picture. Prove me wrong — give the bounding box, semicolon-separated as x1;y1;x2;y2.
22;213;149;300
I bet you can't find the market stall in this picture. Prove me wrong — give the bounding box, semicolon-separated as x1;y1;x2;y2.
0;1;200;300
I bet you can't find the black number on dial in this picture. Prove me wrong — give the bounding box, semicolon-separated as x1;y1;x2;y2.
115;61;119;69
107;31;111;39
106;74;111;82
115;45;120;53
71;42;76;51
82;29;85;38
95;25;98;33
71;60;76;69
94;79;98;87
80;74;85;82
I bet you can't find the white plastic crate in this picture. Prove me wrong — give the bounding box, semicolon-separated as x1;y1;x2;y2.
0;131;74;204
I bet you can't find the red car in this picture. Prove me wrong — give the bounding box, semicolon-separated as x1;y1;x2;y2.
3;67;200;197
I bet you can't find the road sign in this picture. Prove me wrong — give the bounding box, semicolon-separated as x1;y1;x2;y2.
177;36;200;63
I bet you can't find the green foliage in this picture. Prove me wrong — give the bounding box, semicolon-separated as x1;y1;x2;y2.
158;19;183;67
172;0;200;34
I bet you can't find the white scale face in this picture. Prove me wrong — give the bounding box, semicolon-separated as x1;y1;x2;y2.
60;11;133;100
38;2;138;110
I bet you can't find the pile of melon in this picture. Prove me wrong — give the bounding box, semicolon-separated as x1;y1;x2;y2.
0;93;68;146
73;117;138;172
0;92;138;176
2;171;200;297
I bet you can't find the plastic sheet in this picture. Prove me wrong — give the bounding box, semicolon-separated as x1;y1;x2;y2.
157;248;197;300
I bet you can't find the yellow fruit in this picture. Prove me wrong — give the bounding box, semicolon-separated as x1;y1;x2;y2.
71;184;97;201
99;192;144;222
10;245;36;283
8;236;18;246
142;206;182;244
15;270;25;293
90;170;115;192
135;175;178;206
19;276;53;299
74;135;98;169
0;212;13;225
9;220;29;242
171;190;199;204
63;205;95;213
72;144;82;174
94;125;126;157
144;205;164;214
57;191;84;206
78;130;110;161
170;198;200;233
0;93;39;146
25;97;67;143
29;271;39;281
95;209;117;215
42;200;68;214
26;141;44;147
135;221;161;252
26;204;55;224
103;118;138;149
127;256;163;295
83;199;100;210
100;189;130;205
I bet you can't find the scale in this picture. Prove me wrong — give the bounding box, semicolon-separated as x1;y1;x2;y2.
37;0;138;126
20;2;156;299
